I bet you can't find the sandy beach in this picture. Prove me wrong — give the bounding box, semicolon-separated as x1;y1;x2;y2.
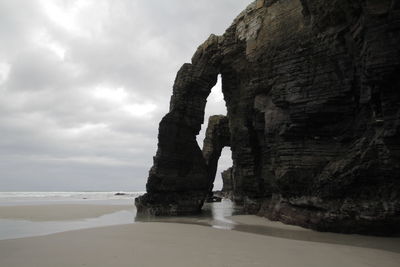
0;203;399;267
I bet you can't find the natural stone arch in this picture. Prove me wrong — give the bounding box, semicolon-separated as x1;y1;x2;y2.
137;0;400;235
135;35;225;215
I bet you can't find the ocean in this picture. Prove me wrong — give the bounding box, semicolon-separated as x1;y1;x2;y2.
0;191;145;205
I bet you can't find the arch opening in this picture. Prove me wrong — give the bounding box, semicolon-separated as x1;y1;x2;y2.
197;74;234;197
197;74;226;147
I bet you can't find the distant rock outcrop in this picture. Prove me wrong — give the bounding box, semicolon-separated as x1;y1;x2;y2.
136;0;400;235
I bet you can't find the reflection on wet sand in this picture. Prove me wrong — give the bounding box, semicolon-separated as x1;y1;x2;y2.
2;198;398;254
134;199;242;230
135;199;400;254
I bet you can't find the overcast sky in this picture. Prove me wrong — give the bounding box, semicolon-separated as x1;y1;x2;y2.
0;0;250;192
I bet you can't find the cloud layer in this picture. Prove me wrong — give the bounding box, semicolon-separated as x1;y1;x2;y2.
0;0;250;191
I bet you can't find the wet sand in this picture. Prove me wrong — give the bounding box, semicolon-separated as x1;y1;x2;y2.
1;222;400;267
0;204;133;221
230;215;400;254
0;203;399;267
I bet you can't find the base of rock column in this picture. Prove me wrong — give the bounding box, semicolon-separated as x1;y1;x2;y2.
258;195;400;236
135;191;208;216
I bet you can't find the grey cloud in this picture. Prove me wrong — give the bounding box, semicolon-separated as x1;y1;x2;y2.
0;0;45;56
0;0;251;191
7;49;75;91
0;158;146;191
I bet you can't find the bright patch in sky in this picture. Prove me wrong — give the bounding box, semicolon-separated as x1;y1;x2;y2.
92;86;128;103
34;29;66;60
40;0;80;31
197;75;226;146
208;76;224;104
66;123;108;136
123;103;157;117
0;62;11;85
39;0;93;36
92;85;156;117
35;155;131;166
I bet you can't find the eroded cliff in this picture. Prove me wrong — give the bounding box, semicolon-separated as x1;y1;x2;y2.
136;0;400;235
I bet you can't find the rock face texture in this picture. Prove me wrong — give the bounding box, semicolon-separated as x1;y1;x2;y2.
136;0;400;235
221;167;234;193
202;115;231;193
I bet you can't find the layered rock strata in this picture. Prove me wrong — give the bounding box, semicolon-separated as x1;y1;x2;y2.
202;115;231;193
136;0;400;235
221;167;234;193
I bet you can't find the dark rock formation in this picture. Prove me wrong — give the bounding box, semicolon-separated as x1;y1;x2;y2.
136;0;400;235
202;115;231;193
221;167;234;193
135;34;222;216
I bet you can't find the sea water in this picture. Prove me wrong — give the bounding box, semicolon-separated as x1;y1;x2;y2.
0;192;240;240
0;191;143;240
0;191;144;205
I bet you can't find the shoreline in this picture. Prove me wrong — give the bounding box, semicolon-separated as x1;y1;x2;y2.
1;202;399;250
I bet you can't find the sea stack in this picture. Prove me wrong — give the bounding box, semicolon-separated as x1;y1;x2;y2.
136;0;400;235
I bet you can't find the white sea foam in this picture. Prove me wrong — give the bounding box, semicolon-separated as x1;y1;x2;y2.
0;191;145;202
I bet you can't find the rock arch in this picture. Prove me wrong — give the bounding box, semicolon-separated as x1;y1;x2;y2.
136;0;400;235
135;35;227;215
